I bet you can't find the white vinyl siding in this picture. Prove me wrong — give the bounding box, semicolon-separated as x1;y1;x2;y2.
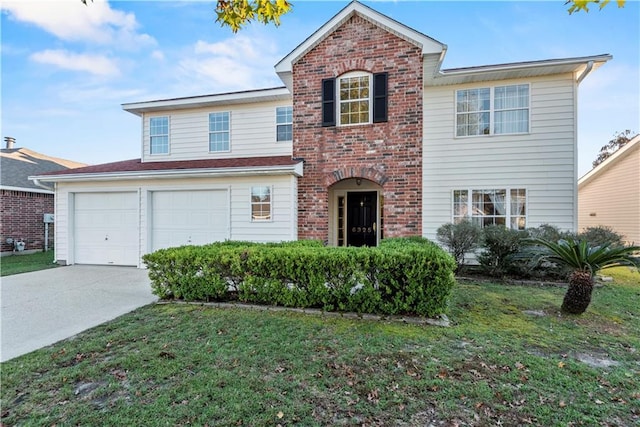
578;142;640;246
53;175;298;267
423;75;578;241
142;100;292;162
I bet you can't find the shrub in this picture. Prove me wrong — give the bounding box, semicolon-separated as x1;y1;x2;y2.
142;239;456;317
477;225;529;277
578;226;625;248
436;220;482;272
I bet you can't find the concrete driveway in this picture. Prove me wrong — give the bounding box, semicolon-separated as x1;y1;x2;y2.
1;265;157;362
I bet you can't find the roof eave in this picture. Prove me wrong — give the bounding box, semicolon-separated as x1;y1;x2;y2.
578;134;640;187
122;87;291;115
30;163;304;183
427;54;612;86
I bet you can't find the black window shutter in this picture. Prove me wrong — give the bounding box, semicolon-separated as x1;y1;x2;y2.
322;78;336;127
373;72;388;123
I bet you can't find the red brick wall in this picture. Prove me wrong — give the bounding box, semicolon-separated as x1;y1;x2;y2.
0;190;54;252
293;15;424;242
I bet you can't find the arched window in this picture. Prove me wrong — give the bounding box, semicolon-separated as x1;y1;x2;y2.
322;71;388;127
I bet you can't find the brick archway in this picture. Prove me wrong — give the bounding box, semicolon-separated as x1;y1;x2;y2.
324;167;389;188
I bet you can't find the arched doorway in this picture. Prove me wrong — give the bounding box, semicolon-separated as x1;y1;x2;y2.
329;178;384;247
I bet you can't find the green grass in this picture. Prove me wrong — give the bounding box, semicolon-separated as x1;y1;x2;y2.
2;274;639;425
0;251;57;276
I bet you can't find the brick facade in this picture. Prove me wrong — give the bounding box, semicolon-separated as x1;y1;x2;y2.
293;15;424;242
0;190;54;253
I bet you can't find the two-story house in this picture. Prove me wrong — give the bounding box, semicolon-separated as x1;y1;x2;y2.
33;1;610;267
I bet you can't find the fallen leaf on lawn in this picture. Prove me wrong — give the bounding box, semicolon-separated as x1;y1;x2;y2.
515;362;525;370
595;399;604;405
557;361;565;368
559;401;566;407
276;411;284;419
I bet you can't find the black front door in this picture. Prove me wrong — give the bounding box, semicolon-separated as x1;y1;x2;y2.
347;191;377;247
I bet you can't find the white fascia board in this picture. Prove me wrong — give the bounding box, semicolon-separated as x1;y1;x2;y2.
429;54;612;85
275;1;444;76
578;134;640;188
123;87;291;116
0;185;54;195
31;163;304;183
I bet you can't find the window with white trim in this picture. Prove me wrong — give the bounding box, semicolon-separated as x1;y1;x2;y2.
209;112;230;152
456;84;529;136
251;186;271;221
276;106;292;142
150;116;169;154
339;73;371;125
453;188;527;229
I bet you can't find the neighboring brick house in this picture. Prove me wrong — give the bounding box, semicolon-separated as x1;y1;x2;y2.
34;2;610;267
0;138;86;254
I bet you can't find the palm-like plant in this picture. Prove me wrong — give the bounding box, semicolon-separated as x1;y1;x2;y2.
531;238;640;314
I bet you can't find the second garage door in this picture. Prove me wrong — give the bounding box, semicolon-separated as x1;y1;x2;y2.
151;190;229;251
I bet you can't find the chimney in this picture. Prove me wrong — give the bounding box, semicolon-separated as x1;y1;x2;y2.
4;137;16;149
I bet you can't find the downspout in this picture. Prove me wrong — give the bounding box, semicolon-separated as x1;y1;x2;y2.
31;177;53;192
577;60;594;84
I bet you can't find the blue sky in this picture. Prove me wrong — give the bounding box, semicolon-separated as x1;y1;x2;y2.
1;0;638;177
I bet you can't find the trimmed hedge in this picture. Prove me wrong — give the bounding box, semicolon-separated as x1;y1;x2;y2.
143;238;456;317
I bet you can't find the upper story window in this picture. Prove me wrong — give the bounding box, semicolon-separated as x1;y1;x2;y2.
339;74;370;125
276;106;293;142
456;84;529;137
322;71;388;127
453;188;527;230
251;186;272;221
150;116;169;155
209;112;230;152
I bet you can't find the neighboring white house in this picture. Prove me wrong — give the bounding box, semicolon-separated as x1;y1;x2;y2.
32;1;611;267
578;134;640;245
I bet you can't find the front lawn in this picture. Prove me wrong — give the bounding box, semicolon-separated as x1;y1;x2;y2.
0;251;57;276
1;273;638;425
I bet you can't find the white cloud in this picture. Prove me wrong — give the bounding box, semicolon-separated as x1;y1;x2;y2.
30;49;120;77
151;50;165;61
1;0;155;48
177;34;283;93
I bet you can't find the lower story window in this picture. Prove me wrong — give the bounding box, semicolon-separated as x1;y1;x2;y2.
251;186;271;221
453;188;526;229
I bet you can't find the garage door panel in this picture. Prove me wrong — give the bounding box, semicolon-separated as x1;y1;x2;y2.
152;190;229;251
74;192;138;266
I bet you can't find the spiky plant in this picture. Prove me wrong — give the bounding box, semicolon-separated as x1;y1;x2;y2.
531;238;640;314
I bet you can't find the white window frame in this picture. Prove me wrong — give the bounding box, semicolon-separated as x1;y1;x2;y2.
250;185;272;222
455;84;530;137
276;106;293;142
209;111;230;153
149;116;169;155
338;71;372;126
452;188;527;230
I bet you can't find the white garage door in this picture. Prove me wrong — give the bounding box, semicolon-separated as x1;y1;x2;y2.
151;190;229;251
74;192;139;266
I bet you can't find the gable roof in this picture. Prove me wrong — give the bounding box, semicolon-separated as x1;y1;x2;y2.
31;156;304;182
275;0;445;90
579;134;640;188
1;148;86;193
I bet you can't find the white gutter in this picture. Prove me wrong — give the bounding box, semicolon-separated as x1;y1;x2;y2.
30;162;304;183
576;60;594;84
1;184;53;195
